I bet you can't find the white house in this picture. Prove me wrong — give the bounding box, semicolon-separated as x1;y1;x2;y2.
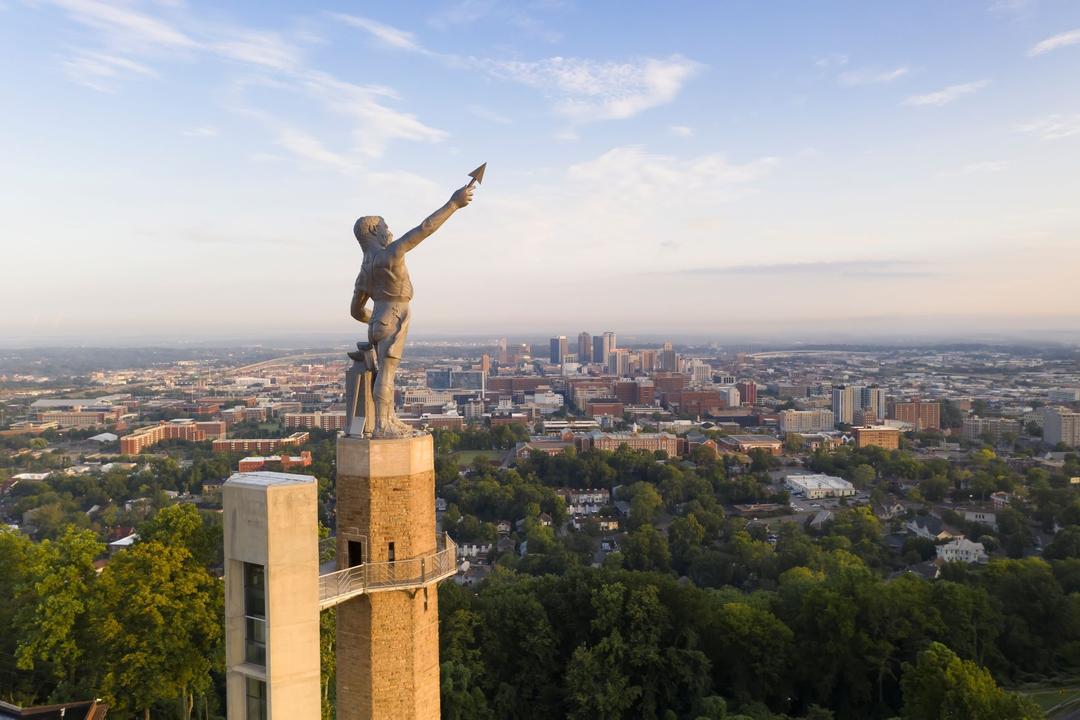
936;537;988;564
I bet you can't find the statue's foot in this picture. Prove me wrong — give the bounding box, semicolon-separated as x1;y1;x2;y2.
373;415;414;438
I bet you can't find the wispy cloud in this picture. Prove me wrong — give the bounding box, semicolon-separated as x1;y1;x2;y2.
814;53;848;69
486;54;702;122
212;29;300;71
330;13;424;52
297;71;448;159
275;127;352;171
182;126;218;137
61;50;156;91
49;0;196;49
837;66;908;87
903;79;989;106
669;125;694;138
1017;114;1080;140
567;146;777;198
1029;28;1080;56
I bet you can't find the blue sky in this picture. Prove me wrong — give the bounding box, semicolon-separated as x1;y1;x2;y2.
1;0;1079;342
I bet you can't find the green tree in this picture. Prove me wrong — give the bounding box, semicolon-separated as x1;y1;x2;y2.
900;642;1042;720
622;524;672;573
94;540;223;720
14;527;103;700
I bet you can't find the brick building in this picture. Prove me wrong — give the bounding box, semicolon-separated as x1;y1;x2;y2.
213;432;309;454
853;426;900;450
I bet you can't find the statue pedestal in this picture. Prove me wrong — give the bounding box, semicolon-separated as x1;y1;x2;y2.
335;434;441;720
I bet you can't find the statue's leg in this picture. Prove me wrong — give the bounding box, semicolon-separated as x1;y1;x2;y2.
373;356;404;436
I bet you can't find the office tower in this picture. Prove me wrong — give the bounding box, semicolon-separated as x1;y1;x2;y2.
496;338;508;364
687;359;712;385
832;386;855;426
550;336;567;365
660;342;678;372
603;331;617;356
639;349;657;372
860;387;887;420
578;332;592;363
593;335;609;365
737;381;757;406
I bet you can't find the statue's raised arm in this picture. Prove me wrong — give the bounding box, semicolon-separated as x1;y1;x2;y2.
390;184;474;257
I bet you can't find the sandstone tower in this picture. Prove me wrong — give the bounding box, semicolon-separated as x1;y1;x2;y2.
334;434;450;720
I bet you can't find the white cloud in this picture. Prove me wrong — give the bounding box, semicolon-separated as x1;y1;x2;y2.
837;66;908;87
182;126;218;137
486;54;702;122
275;127;352;170
49;0;196;49
1017;114;1080;140
903;79;989;106
299;72;448;159
213;30;300;71
669;125;694;138
62;50;156;91
567;146;777;197
1029;28;1080;56
814;53;848;69
330;13;423;52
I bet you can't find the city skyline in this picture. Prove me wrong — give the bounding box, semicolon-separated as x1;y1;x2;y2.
2;1;1080;340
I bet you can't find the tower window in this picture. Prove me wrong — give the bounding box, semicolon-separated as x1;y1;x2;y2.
245;676;266;720
244;563;266;666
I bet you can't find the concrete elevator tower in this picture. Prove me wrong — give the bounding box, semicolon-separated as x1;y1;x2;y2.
332;434;454;720
223;471;321;720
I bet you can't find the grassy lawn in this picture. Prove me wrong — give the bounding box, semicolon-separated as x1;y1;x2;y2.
453;449;505;465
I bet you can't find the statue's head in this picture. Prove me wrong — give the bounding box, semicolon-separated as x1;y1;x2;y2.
354;215;392;250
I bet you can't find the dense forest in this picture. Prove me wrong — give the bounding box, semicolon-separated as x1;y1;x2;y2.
3;427;1080;718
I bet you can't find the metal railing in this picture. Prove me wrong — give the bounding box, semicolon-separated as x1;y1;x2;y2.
318;533;457;609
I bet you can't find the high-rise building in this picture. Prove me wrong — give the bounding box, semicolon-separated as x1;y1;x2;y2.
737;381;757;406
577;332;591;363
687;359;712;385
860;387;887;420
832;387;855;426
717;386;740;408
1045;407;1080;447
496;338;508;364
660;342;678;372
779;409;835;434
892;401;941;430
639;349;657;372
592;335;608;365
603;331;617;355
606;348;630;377
550;336;568;365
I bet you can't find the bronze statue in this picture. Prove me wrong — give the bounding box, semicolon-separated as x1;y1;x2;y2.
346;165;484;437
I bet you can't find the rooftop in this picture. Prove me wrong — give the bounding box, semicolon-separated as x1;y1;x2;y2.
225;471;316;487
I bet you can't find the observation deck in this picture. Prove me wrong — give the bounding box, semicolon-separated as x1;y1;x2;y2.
318;532;457;610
